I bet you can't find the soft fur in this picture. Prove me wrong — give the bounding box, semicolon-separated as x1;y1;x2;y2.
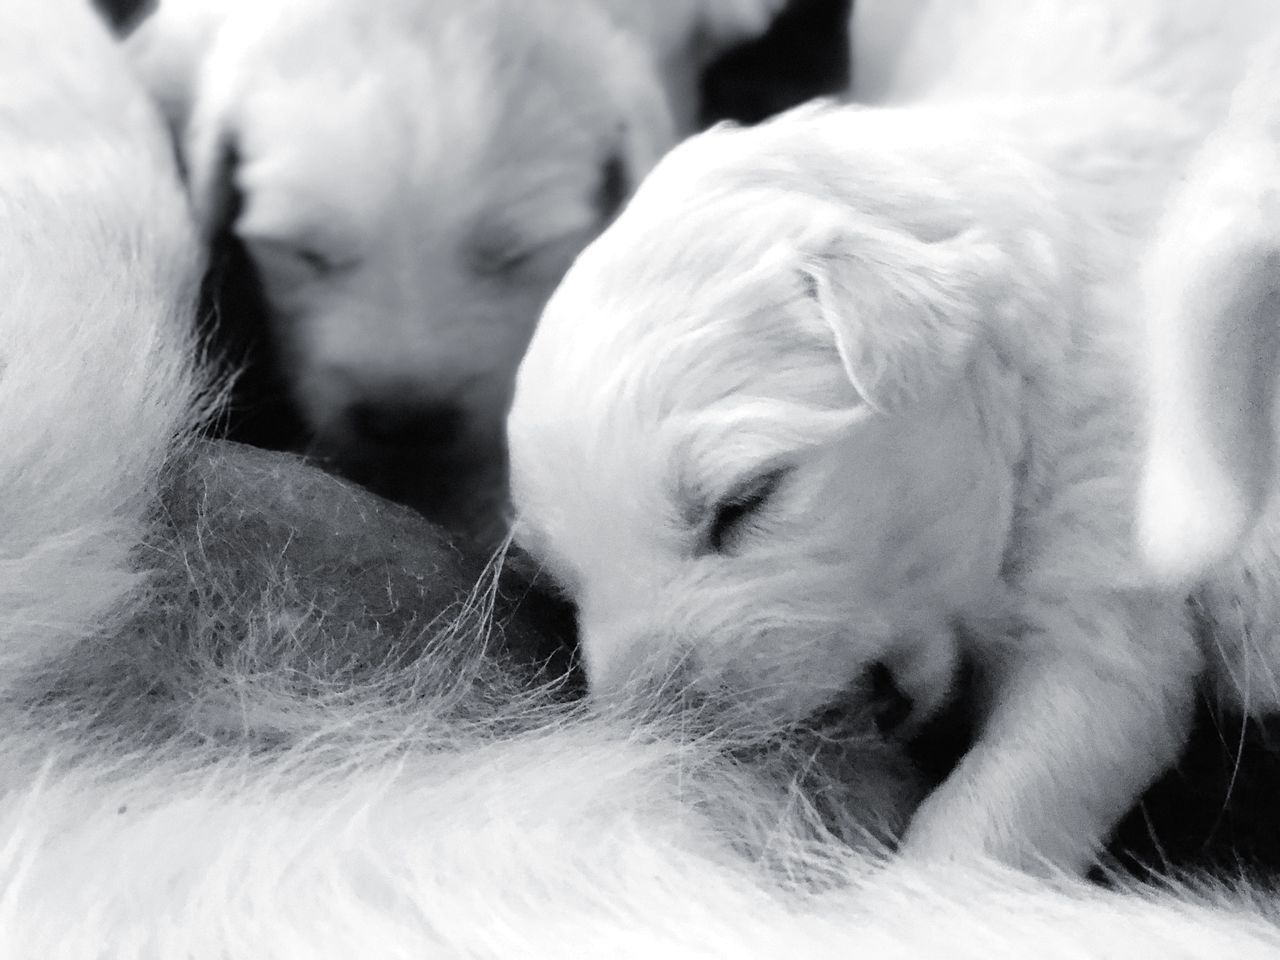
121;0;788;528
0;0;204;683
6;0;1280;955
508;0;1280;874
1136;38;1280;585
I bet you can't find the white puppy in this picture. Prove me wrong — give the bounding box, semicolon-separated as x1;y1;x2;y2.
508;0;1280;874
124;0;786;517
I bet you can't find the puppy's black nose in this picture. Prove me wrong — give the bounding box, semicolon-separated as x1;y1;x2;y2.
867;662;914;735
346;398;466;451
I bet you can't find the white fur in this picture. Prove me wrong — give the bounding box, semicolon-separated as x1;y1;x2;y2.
5;756;1280;958
0;0;203;684
509;0;1280;874
848;0;932;102
122;0;784;469
1136;39;1280;586
5;1;1280;954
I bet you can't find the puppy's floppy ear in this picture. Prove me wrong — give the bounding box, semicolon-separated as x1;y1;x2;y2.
797;214;1006;415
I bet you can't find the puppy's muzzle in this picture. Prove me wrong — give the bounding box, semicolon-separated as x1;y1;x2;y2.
807;662;916;738
867;662;915;734
345;397;467;453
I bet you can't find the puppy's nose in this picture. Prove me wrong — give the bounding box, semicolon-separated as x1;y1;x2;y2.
346;398;466;451
867;661;914;735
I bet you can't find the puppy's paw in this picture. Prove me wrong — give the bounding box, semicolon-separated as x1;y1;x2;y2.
899;775;1096;877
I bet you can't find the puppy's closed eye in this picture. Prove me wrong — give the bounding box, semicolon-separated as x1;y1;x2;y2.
467;232;541;278
470;149;631;278
245;236;357;284
704;467;790;554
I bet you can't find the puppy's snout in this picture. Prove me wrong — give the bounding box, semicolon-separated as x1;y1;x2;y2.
346;397;466;451
798;663;914;737
867;661;914;735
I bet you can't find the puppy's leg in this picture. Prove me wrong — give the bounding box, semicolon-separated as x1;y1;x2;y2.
1137;42;1280;586
902;594;1200;874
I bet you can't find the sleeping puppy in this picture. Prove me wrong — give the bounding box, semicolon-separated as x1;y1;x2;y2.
507;0;1280;875
124;0;789;534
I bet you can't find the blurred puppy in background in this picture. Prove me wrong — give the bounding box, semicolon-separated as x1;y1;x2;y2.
124;0;838;538
508;0;1280;876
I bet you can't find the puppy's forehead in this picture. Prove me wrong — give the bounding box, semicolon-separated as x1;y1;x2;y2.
519;181;834;414
233;0;659;245
237;0;645;145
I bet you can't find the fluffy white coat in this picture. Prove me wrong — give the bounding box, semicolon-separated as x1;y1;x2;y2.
508;0;1280;873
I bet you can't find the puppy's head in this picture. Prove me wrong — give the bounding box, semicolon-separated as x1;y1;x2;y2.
181;1;674;478
509;109;1025;731
143;0;791;531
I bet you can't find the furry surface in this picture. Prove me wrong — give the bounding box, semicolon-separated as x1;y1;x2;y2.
507;0;1280;873
3;0;1280;956
1137;38;1280;585
0;0;204;684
